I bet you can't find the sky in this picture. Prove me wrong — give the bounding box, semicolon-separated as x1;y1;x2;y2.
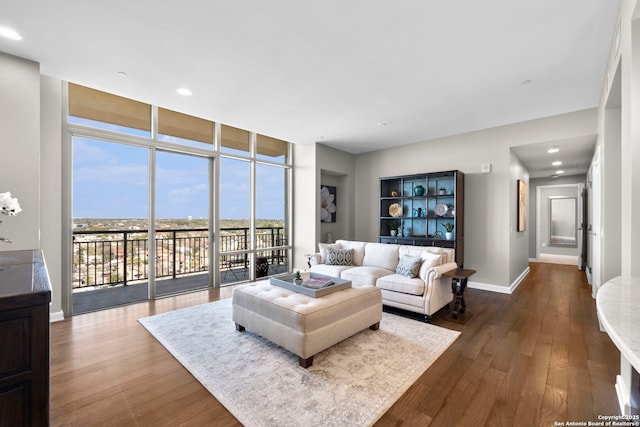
72;134;286;220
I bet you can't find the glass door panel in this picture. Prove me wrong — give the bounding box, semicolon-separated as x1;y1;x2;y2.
155;151;210;296
256;164;288;275
71;137;149;314
219;157;250;284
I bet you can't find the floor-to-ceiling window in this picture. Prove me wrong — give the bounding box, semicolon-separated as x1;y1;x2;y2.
65;83;291;315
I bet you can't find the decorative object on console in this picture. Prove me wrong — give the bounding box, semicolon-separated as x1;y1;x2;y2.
387;220;400;237
434;203;448;217
294;270;303;285
389;203;403;217
442;222;454;240
413;185;425;196
320;185;336;223
0;191;21;244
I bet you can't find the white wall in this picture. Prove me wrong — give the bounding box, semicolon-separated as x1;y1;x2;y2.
318;144;356;243
40;75;64;319
292;142;318;268
0;52;41;250
612;0;640;277
509;151;530;283
354;109;597;289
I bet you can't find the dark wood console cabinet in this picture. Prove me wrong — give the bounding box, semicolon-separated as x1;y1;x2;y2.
0;250;51;427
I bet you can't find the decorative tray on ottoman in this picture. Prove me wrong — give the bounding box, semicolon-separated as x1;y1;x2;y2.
270;272;351;298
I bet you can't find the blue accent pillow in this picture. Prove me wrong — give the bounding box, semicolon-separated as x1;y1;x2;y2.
396;255;422;278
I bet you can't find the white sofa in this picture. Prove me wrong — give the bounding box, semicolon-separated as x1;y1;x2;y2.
309;239;457;321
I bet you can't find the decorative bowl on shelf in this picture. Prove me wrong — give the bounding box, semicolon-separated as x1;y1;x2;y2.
389;203;403;217
434;203;448;217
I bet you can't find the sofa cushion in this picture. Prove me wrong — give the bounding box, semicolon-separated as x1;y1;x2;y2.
363;243;400;271
325;247;354;266
335;240;366;266
377;273;426;296
309;264;353;278
399;245;427;259
396;255;422;278
341;266;395;286
318;242;341;263
418;251;442;280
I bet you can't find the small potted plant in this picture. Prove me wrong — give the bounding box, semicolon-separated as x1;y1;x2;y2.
439;187;447;196
294;270;303;285
441;222;454;240
388;220;400;237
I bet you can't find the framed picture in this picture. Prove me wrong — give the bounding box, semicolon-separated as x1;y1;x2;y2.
320;185;336;223
517;179;527;232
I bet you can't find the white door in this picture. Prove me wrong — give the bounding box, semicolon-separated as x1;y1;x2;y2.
588;150;601;297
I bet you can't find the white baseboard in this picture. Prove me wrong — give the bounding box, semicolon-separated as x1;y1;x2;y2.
528;257;538;263
467;266;530;295
538;253;579;266
50;310;65;323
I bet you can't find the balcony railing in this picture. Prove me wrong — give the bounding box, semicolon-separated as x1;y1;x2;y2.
72;226;287;289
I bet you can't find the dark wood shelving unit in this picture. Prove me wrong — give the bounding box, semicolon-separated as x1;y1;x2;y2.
379;170;464;266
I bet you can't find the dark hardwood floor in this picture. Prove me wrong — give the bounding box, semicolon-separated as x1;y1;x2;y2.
50;262;620;426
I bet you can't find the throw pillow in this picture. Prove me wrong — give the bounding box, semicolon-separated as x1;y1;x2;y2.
418;251;442;279
325;247;354;266
396;255;422;278
318;242;341;263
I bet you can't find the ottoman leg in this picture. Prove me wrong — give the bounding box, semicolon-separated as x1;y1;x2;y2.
369;322;380;330
235;323;245;332
298;356;313;368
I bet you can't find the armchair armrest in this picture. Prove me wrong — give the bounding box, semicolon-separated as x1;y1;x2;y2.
432;262;458;279
309;253;322;266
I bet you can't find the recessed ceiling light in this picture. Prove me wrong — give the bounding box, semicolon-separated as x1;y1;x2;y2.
176;88;192;96
556;170;565;174
547;147;560;153
552;161;563;166
0;26;22;41
551;175;559;179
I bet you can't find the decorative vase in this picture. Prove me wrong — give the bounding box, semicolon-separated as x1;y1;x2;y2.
390;230;397;237
294;278;303;285
445;232;453;240
413;185;425;196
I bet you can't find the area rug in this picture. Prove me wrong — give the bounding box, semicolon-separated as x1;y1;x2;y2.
139;298;460;427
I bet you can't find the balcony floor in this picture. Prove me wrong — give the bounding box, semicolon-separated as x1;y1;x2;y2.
72;264;288;314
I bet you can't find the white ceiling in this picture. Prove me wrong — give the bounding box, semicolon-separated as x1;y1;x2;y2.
0;1;620;175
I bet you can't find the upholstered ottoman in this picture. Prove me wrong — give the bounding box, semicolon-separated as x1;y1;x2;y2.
232;280;382;368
